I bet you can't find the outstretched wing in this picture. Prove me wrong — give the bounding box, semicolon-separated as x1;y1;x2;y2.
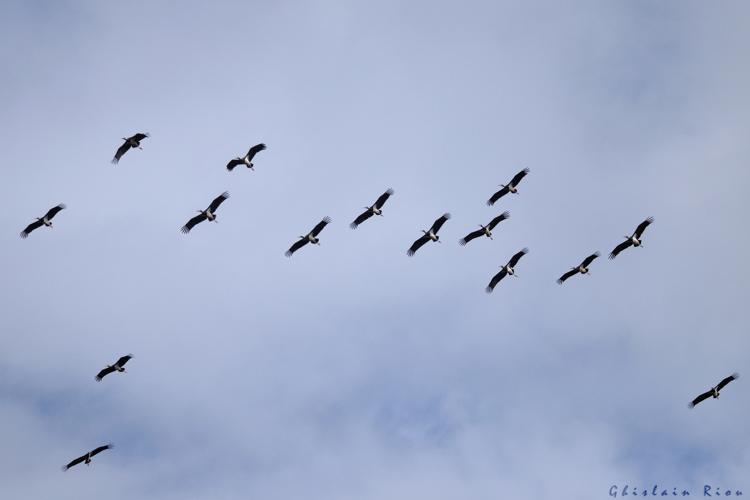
208;192;230;212
373;188;394;209
285;238;308;257
633;217;654;238
350;210;373;229
112;141;131;164
245;143;267;161
608;240;632;259
689;390;714;408
487;186;509;206
429;213;451;234
130;133;149;142
557;269;578;284
459;229;484;246
20;220;44;238
115;355;132;368
63;454;87;470
487;211;510;230
509;168;530;187
508;248;528;267
310;216;331;237
717;373;739;391
226;158;243;171
89;444;113;457
95;366;116;382
44;204;66;220
581;252;600;268
181;213;207;234
407;235;430;256
486;269;508;293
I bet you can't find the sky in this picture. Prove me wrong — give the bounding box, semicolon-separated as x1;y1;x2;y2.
1;1;749;498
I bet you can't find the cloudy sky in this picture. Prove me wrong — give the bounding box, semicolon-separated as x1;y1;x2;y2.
1;1;749;498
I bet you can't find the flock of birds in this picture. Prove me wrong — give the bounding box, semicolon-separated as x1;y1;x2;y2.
19;132;738;471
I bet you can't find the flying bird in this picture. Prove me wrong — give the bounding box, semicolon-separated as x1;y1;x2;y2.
487;168;530;205
226;143;267;171
20;204;66;238
285;217;332;256
486;248;529;293
557;252;600;284
95;354;133;382
62;444;113;471
459;211;510;245
609;217;654;259
350;189;394;229
407;213;451;256
181;192;230;234
112;133;149;164
689;373;739;408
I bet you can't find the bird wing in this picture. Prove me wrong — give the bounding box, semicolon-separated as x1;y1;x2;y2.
285;238;308;257
429;213;451;234
407;235;430;256
350;210;373;229
226;158;243;171
459;229;484;246
608;240;632;259
130;133;149;142
63;454;87;470
486;268;508;293
717;373;739;391
509;168;530;187
310;216;331;237
508;248;528;267
487;211;510;230
487;186;509;205
689;390;714;408
181;213;207;234
20;220;44;238
245;143;267;161
373;188;394;209
633;217;654;238
557;269;578;284
112;142;131;164
45;204;66;220
89;444;112;457
581;252;600;268
115;355;132;367
208;192;230;212
95;366;116;381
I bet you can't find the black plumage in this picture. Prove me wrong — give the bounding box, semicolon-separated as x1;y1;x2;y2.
63;444;113;471
609;217;654;259
407;213;451;256
95;354;133;382
181;192;230;234
226;143;267;171
689;373;739;408
350;189;394;229
459;211;509;245
285;217;332;256
487;168;529;205
486;248;528;293
20;204;66;238
557;252;600;284
112;133;148;164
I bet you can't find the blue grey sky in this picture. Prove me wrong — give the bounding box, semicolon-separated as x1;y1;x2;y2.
1;1;749;498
